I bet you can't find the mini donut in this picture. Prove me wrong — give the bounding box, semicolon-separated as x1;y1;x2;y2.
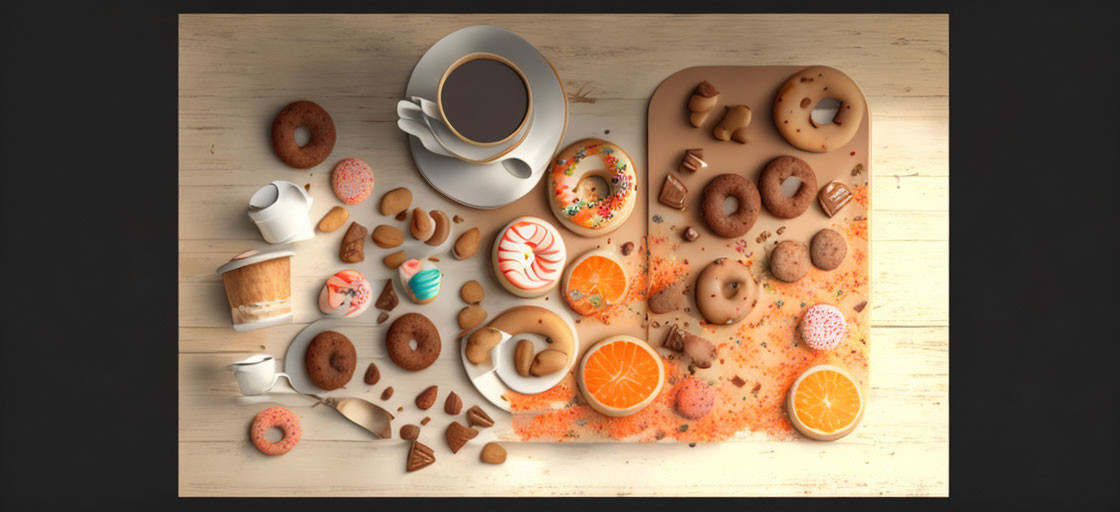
305;331;356;390
318;269;372;318
695;258;759;325
330;158;375;205
799;304;848;350
271;100;336;169
548;139;638;237
759;156;818;219
466;306;575;374
770;240;811;283
386;313;441;371
674;377;715;420
491;217;567;298
810;229;847;270
773;66;866;152
701;174;761;238
249;406;302;456
398;259;441;304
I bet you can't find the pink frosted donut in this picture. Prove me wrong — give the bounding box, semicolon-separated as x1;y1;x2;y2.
674;377;715;420
799;304;848;350
330;158;374;204
318;269;372;318
491;217;567;298
249;406;302;456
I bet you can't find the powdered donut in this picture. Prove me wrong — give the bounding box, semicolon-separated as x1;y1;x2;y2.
385;313;441;371
695;258;759;325
330;158;375;205
318;269;372;318
675;377;715;420
249;406;302;456
305;331;357;390
701;173;761;238
271;100;336;169
799;304;848;350
759;156;818;219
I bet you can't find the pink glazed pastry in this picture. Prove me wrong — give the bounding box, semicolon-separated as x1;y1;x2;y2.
318;269;372;318
798;304;848;350
330;158;375;205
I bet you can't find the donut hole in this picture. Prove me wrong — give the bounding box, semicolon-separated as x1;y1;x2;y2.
721;280;742;299
810;97;842;125
293;125;311;147
265;426;285;443
722;196;740;216
575;175;611;204
409;339;418;351
779;176;804;197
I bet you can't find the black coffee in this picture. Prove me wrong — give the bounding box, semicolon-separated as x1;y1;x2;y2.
440;57;529;144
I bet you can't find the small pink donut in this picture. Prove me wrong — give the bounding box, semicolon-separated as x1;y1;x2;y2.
318;269;372;318
799;304;848;350
674;377;715;420
249;406;302;456
330;158;374;205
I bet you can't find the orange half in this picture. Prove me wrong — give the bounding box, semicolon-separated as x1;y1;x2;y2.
578;336;664;417
786;365;864;441
562;250;629;316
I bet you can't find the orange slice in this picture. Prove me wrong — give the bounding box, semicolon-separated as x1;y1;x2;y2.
578;335;665;417
786;365;864;441
562;249;629;316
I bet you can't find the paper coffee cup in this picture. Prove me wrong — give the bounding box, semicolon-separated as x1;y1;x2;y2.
216;249;296;331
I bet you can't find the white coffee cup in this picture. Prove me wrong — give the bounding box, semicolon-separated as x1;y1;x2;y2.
248;181;315;244
232;355;291;396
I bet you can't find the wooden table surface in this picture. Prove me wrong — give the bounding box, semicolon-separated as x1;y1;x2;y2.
179;14;948;497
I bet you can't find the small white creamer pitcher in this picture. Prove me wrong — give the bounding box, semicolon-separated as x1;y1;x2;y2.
247;181;315;244
232;354;291;396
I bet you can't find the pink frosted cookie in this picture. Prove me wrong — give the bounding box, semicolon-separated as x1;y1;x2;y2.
675;377;715;420
799;304;848;350
331;158;375;204
318;269;372;318
249;406;302;456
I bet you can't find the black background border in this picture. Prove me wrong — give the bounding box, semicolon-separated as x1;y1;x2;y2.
1;1;1118;510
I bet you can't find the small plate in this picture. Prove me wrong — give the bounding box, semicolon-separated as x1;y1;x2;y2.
283;318;349;395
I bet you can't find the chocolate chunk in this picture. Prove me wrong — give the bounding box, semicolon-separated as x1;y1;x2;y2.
395;211;407;221
679;148;708;174
406;441;436;472
649;281;687;314
621;241;635;256
682;226;700;242
663;324;686;352
818;181;853;217
695;81;719;98
339;222;367;263
376;311;389;324
375;279;398;311
731;375;747;388
467;405;494;428
658;174;688;210
853;300;868;313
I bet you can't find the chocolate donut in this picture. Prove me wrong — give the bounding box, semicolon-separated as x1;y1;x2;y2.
271;100;336;169
701;174;761;238
695;258;759;325
305;331;356;390
759;156;818;219
385;313;441;371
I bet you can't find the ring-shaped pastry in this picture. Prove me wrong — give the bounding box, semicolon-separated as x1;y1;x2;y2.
695;258;759;325
304;331;357;390
270;100;336;169
249;406;302;456
465;306;575;376
773;66;866;152
701;174;762;238
548;139;638;237
385;313;442;371
491;217;567;298
759;156;818;219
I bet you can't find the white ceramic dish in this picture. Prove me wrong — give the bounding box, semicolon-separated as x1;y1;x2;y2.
404;25;568;210
283;318;349;395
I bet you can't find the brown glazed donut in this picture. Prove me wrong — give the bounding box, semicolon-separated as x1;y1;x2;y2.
773;66;866;152
271;100;336;169
701;174;762;238
759;156;818;219
695;258;759;325
305;331;356;390
385;313;442;371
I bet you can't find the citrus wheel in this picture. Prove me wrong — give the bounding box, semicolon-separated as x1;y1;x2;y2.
562;249;629;316
786;364;864;441
578;335;665;417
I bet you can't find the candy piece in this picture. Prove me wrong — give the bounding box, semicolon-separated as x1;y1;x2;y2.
818;180;853;217
406;441;435;472
799;304;848;350
492;217;567;298
658;174;688;210
674;377;714;420
398;259;441;304
679;148;707;173
330;158;374;204
687;81;720;127
318;269;372;318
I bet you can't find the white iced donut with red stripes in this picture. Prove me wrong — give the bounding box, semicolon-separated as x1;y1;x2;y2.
491;217;568;298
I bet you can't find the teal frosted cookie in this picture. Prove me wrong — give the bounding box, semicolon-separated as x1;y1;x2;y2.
398;259;441;304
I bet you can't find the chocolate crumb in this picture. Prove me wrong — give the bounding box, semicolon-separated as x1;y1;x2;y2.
395;211;407;221
751;383;761;396
304;183;311;192
621;241;635;256
682;226;700;242
731;375;746;388
397;406;404;412
853;300;868;312
376;311;389;324
421;416;431;426
453;215;464;223
776;226;786;235
428;256;439;262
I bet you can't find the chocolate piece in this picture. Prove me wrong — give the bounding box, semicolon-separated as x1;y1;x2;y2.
339;222;367;263
406;441;436;472
663;324;686;352
731;375;747;388
621;241;635;256
679;148;708;173
375;279;399;311
682;226;700;242
445;421;478;454
853;300;868;313
818;181;853;217
467;405;494;428
400;424;420;441
658;174;688;210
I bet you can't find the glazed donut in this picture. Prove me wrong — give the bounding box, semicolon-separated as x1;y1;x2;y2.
318;269;371;318
548;139;638;237
759;156;818;219
491;217;567;298
702;174;762;238
695;258;759;325
466;306;575;376
773;66;866;152
271;100;336;169
305;331;356;390
385;313;441;371
249;406;302;456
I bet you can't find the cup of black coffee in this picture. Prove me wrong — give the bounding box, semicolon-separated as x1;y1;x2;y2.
434;52;533;148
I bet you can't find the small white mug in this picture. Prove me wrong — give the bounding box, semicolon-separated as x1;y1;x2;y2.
232;355;290;396
248;181;314;244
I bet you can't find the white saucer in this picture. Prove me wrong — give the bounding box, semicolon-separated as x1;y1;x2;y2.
427;104;535;164
404;25;568;210
283;318;350;395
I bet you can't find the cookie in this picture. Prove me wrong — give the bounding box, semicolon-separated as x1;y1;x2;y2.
799;304;848;350
305;331;356;390
810;229;847;270
649;281;687;314
770;240;811;283
330;158;374;204
674;377;715;420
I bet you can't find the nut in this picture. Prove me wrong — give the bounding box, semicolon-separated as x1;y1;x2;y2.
383;250;406;270
317;206;349;232
687;81;720;127
445;391;463;415
453;227;481;260
465;327;503;364
426;210;451;246
713;104;752;143
460;280;484;304
381;386;394;400
466;405;494;428
363;363;380;385
376;311;389;324
480;442;507;464
457;305;487;330
372;225;404;248
530;349;567;376
379;187;412;216
621;241;634;256
514;339;534;377
339;222;367;263
445;421;478;454
400;424;420;441
415;385;438;410
375;279;399;311
409;208;434;242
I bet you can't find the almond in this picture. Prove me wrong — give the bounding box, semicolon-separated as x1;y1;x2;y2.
453;227;481;259
363;363;380;385
467;405;494;428
445;392;463;415
380;187;412;216
530;349;567;376
514;339;534;377
445;422;478;454
480;442;507;464
381;386;394;400
383;250;406;270
317;206;349;232
415;385;438;410
372;225;404;248
409;208;434;242
405;441;435;472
